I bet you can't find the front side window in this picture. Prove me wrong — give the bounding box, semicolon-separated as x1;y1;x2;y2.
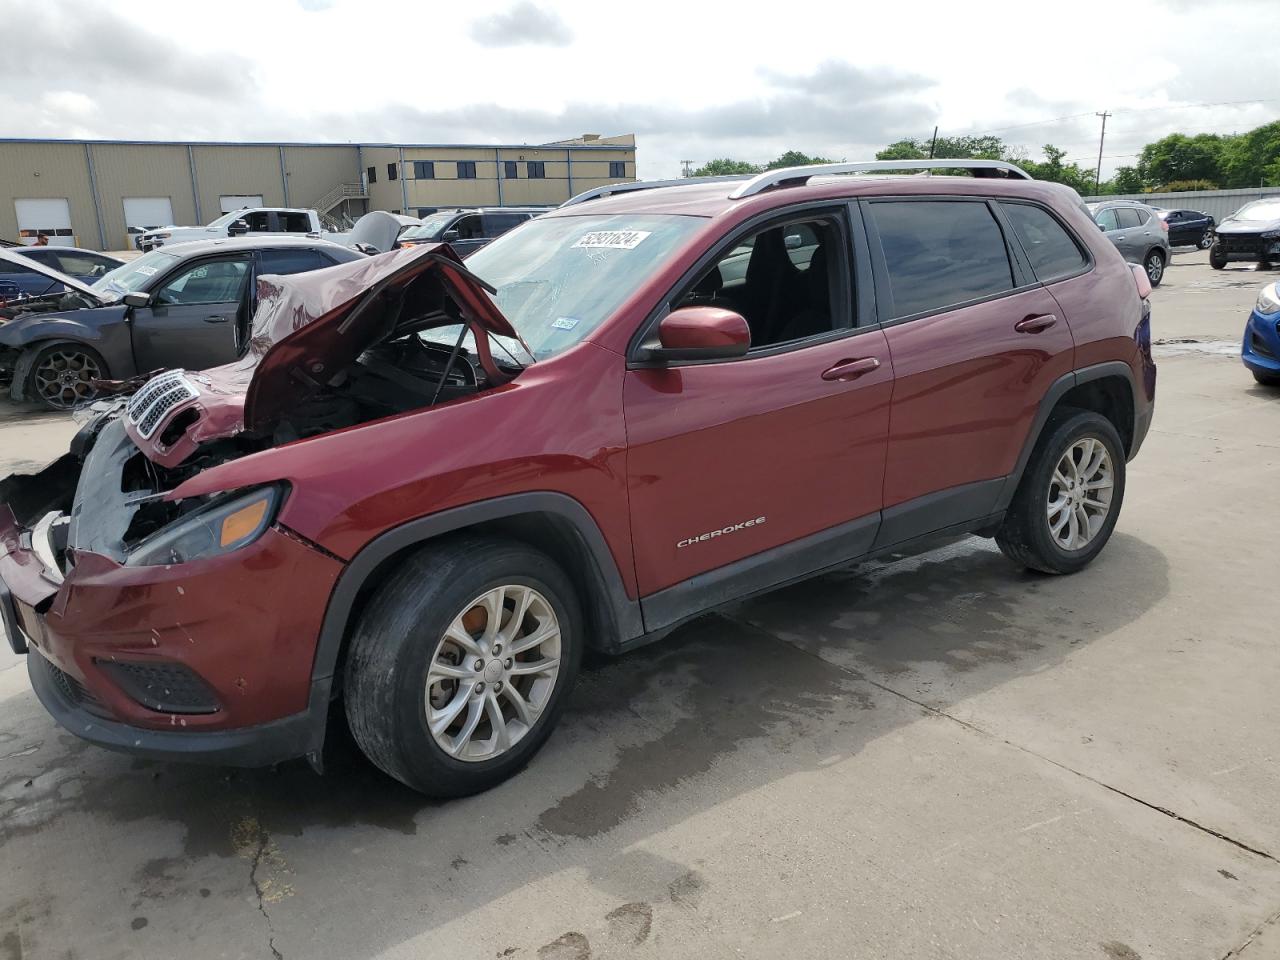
457;161;477;179
1095;208;1121;231
869;200;1014;319
465;213;702;359
244;211;271;231
527;161;546;179
452;214;484;240
1000;203;1087;281
675;216;844;348
154;258;250;305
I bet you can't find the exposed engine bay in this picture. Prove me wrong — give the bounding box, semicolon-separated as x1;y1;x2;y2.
0;256;522;574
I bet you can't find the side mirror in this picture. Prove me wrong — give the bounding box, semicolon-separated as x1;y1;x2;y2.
227;219;250;236
121;291;150;308
784;233;803;250
442;228;460;242
646;306;750;362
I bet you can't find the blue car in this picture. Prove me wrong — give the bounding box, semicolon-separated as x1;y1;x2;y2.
0;247;123;299
1243;281;1280;386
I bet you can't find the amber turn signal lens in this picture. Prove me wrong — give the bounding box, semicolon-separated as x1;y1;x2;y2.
219;498;269;547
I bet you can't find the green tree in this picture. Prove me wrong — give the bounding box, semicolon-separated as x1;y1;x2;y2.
1109;165;1145;195
1137;133;1225;188
1219;121;1280;187
1019;144;1100;195
691;158;762;177
875;135;1008;162
764;150;834;169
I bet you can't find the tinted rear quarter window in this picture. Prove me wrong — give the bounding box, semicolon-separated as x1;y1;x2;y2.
259;249;327;275
1000;203;1087;281
869;200;1014;319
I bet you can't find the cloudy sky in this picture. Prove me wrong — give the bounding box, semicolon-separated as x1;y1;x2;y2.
1;0;1276;179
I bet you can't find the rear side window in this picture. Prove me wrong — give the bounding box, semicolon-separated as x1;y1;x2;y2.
278;212;312;232
1000;203;1087;281
258;249;328;275
869;200;1014;319
1117;208;1143;229
483;213;527;238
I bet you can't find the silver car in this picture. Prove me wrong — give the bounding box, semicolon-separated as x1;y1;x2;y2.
1087;200;1172;287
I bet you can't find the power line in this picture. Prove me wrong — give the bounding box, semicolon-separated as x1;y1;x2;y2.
957;97;1277;140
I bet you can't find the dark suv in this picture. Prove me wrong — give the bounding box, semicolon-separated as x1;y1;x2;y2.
397;207;544;255
0;160;1155;797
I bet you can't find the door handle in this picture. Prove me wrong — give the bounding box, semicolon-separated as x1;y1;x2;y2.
1014;314;1058;334
203;315;229;323
821;357;881;381
1114;235;1126;241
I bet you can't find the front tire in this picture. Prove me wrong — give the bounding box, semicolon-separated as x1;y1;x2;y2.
1210;244;1227;270
1253;369;1280;387
24;342;107;409
1197;232;1213;250
344;536;582;797
996;410;1126;575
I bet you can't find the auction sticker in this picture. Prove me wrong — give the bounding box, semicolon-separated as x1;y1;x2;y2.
572;230;651;250
135;266;158;276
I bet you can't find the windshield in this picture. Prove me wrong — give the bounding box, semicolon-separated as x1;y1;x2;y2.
1232;199;1280;222
91;250;180;299
465;213;704;359
400;212;461;241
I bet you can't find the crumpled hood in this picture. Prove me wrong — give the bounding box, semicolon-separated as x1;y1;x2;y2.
122;242;518;466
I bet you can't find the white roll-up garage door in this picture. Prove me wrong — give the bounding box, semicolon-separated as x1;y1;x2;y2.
122;197;175;237
14;198;73;246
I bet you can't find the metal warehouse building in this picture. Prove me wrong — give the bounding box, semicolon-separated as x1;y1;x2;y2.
0;134;636;251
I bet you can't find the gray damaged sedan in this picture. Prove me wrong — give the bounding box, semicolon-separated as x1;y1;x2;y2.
0;237;361;408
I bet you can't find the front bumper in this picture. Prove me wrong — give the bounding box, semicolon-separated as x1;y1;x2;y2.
1215;235;1280;262
1242;308;1280;375
1;488;345;765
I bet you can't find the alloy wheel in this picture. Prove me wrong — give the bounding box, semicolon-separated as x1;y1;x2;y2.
1198;233;1213;249
1046;436;1114;551
424;584;561;762
32;349;102;408
1145;253;1164;285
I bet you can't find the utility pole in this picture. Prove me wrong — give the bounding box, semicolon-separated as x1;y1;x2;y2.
680;160;694;178
1094;111;1111;197
928;126;939;159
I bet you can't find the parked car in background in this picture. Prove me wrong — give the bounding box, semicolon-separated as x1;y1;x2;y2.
0;160;1155;798
1210;198;1280;271
1242;280;1280;386
332;211;423;253
0;237;361;408
1088;200;1171;286
1156;208;1215;249
136;207;325;252
397;207;544;255
0;247;123;298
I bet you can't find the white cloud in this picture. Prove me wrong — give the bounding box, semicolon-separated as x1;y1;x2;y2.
0;0;1275;179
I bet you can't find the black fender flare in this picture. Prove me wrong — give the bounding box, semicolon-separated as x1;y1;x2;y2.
308;491;644;692
993;361;1138;513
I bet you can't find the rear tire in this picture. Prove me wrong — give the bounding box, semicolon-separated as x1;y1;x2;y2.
1253;369;1280;387
996;410;1126;575
343;536;582;797
1197;232;1213;250
1144;249;1166;287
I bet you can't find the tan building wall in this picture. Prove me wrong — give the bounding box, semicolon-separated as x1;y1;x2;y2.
89;143;197;250
0;141;97;248
0;137;636;249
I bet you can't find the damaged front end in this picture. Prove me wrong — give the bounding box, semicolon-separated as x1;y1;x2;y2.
0;243;526;767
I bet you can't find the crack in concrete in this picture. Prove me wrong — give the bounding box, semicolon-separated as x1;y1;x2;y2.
247;829;284;960
726;614;1279;864
1220;907;1280;959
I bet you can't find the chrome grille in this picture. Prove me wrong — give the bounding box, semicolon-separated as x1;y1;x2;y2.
126;371;197;439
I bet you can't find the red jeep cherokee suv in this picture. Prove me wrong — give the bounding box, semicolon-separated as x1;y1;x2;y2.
0;160;1156;797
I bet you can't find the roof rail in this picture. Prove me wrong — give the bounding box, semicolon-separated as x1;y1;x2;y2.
727;159;1032;200
561;174;754;208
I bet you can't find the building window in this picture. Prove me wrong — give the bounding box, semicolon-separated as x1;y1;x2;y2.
609;161;626;178
503;160;518;179
457;161;477;179
387;162;398;181
527;161;546;179
414;160;435;179
366;165;376;184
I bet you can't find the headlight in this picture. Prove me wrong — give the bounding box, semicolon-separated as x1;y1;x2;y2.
1256;284;1280;315
126;485;284;566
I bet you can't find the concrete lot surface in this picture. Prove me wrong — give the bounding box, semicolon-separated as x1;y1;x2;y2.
1;249;1278;959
